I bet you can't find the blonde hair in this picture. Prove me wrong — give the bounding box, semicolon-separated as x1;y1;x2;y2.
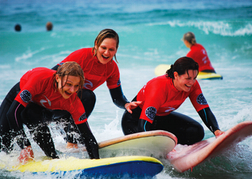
55;61;84;94
92;29;119;63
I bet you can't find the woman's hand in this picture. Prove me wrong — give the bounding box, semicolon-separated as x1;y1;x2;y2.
214;130;224;137
125;101;142;114
18;145;34;164
66;142;78;149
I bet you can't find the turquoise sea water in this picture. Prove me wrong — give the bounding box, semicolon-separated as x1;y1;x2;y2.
1;0;252;178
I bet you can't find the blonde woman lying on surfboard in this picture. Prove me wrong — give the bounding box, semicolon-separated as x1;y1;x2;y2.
0;62;99;164
122;57;224;145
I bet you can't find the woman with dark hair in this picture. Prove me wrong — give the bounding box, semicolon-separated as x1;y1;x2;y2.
0;62;99;164
183;32;216;73
121;57;223;145
52;29;141;148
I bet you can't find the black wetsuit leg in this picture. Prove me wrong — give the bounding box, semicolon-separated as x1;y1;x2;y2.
152;112;204;145
0;83;20;152
65;89;96;144
78;89;96;118
21;103;59;158
121;96;141;135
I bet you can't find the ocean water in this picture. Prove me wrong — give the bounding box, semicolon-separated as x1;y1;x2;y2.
1;0;252;178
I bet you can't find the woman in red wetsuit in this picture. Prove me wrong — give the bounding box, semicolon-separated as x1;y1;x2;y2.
121;57;224;145
52;29;141;148
0;62;99;163
183;32;216;73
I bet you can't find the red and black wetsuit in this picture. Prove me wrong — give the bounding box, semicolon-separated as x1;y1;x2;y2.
0;68;99;159
52;48;129;113
52;48;129;144
122;75;220;145
187;43;215;72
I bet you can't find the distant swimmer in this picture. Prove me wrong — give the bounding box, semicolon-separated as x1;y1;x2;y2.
14;24;21;32
46;22;53;31
183;32;216;73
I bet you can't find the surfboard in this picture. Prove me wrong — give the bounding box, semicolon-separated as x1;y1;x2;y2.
60;130;177;159
98;130;177;158
154;64;223;80
2;156;164;178
166;121;252;172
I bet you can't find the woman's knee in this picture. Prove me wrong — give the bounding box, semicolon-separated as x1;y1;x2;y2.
78;89;96;117
183;124;204;145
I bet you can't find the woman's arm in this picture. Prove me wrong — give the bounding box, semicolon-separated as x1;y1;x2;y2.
198;107;224;136
76;122;99;159
109;86;142;113
109;86;129;108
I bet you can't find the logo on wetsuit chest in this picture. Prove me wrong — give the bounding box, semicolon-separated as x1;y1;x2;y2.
40;95;52;108
145;107;157;121
197;93;208;105
84;79;93;89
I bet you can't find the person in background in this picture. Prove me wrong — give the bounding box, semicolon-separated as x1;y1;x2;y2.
14;24;21;32
52;28;141;149
121;57;224;145
183;32;216;73
46;22;53;31
0;62;99;164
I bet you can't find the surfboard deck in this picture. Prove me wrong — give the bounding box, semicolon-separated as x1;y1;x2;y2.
59;130;177;159
2;156;164;178
155;64;223;80
166;121;252;172
98;130;177;158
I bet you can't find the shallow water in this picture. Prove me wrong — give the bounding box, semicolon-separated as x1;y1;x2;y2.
1;0;252;178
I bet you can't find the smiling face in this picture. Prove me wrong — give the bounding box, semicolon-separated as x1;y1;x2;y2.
173;69;198;92
95;38;117;64
56;75;81;99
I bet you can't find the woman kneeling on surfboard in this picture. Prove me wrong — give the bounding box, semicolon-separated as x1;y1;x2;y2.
122;57;224;145
0;62;99;164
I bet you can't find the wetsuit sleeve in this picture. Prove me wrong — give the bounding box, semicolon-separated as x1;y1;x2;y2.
76;122;99;159
109;86;129;109
198;107;220;133
7;100;31;149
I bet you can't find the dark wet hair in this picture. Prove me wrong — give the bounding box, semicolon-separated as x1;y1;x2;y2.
183;32;196;45
15;24;21;32
166;56;199;79
46;22;53;31
92;28;119;63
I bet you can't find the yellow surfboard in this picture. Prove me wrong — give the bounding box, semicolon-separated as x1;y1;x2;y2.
155;64;223;80
1;156;163;178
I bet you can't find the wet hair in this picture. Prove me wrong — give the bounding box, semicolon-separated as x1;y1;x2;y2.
15;24;21;32
55;61;84;94
166;56;199;79
183;32;196;45
92;28;119;63
46;22;53;31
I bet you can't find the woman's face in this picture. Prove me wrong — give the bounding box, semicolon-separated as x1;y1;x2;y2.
173;69;198;92
183;40;191;48
56;75;81;99
95;38;117;64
